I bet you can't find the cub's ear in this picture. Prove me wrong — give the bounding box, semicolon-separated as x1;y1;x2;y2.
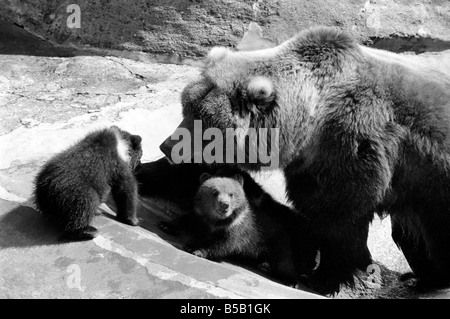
110;125;121;132
130;135;142;148
199;173;211;184
233;174;244;186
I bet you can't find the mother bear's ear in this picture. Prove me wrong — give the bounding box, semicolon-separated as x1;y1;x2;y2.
288;26;360;66
244;76;276;111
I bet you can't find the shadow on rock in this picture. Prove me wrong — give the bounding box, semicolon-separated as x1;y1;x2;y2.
102;194;185;249
0;204;61;248
0;20;89;57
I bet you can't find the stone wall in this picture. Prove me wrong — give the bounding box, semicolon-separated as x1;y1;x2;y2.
1;0;450;59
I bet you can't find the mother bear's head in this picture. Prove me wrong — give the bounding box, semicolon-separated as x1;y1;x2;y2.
160;26;362;170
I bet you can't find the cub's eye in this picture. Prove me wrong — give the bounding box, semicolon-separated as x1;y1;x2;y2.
229;193;234;197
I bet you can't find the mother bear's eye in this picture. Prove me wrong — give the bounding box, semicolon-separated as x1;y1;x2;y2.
229;88;248;115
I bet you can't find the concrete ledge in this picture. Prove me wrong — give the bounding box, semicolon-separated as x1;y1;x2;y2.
0;197;322;299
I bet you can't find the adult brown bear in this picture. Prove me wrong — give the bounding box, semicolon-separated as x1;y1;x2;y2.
154;26;450;294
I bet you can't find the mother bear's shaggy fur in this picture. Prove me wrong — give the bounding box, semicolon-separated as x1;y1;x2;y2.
154;26;450;294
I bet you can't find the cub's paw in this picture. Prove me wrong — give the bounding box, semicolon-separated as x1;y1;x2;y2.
118;215;140;226
158;221;177;234
399;272;416;282
61;226;98;241
257;261;271;273
296;273;342;296
192;250;208;258
185;246;208;259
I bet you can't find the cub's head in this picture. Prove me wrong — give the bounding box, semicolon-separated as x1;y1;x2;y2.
159;27;361;169
111;126;143;170
194;173;247;221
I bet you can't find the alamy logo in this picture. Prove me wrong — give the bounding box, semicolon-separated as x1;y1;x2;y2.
66;4;81;29
366;264;382;289
168;120;280;170
66;264;86;291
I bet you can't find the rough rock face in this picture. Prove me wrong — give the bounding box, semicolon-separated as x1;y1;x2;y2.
1;0;449;59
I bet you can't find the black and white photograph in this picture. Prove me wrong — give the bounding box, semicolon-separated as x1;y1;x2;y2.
0;0;449;305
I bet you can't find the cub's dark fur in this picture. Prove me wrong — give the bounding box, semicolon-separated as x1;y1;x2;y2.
34;126;143;240
157;167;313;283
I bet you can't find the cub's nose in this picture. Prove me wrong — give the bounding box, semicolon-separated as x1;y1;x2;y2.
219;202;229;210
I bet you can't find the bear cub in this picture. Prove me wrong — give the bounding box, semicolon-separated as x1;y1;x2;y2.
159;169;315;284
34;125;143;241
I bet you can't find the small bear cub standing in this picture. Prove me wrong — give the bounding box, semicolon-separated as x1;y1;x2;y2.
34;126;143;241
159;170;310;283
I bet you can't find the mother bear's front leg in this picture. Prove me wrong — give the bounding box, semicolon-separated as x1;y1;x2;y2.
284;115;400;295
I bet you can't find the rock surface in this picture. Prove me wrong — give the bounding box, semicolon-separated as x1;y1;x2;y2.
1;0;449;60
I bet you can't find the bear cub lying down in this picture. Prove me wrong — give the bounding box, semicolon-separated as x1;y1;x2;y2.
158;168;315;284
